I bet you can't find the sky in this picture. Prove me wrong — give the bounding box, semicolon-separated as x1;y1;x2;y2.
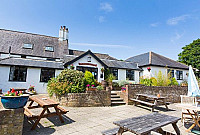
0;0;200;60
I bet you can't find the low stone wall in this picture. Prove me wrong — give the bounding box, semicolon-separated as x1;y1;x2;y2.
51;90;111;107
0;108;24;135
118;84;187;104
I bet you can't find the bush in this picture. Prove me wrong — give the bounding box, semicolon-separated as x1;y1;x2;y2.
84;71;97;86
118;80;129;87
96;85;104;91
140;78;153;86
171;77;179;86
47;69;85;97
112;82;119;87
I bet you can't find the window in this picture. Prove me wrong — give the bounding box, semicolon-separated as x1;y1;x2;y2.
9;66;27;82
45;46;54;52
110;68;118;80
23;43;33;49
176;70;183;80
126;70;135;81
167;69;174;78
87;57;91;62
40;68;55;82
76;66;98;79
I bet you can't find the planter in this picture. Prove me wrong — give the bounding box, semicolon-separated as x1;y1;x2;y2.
0;95;29;109
86;88;96;91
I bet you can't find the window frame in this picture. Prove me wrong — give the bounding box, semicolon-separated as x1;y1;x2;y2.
23;43;33;49
110;68;118;80
9;66;27;82
45;46;54;52
176;70;183;80
126;69;135;81
40;68;55;83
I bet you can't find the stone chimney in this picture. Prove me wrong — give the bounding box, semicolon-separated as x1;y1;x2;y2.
59;26;69;41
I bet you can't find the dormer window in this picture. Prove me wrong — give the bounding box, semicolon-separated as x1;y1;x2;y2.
87;56;91;62
23;44;33;49
45;46;54;52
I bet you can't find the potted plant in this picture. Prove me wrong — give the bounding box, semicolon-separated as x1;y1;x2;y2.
70;64;75;70
28;85;37;95
121;87;126;93
0;88;29;109
86;84;96;91
101;68;105;73
106;73;116;90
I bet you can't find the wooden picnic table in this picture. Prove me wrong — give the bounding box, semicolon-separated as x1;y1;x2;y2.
130;94;169;112
24;96;68;130
176;103;200;132
113;113;180;135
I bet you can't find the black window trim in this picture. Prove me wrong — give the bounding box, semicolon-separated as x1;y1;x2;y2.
176;70;183;80
110;68;118;80
9;66;27;82
40;68;55;83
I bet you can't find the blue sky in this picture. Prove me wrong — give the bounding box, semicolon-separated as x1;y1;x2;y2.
0;0;200;60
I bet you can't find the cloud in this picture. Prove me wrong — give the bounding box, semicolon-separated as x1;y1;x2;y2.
70;42;131;49
150;22;160;27
100;2;113;12
170;31;185;43
167;14;190;25
99;16;105;23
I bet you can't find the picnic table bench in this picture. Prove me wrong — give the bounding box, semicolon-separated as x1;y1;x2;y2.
102;113;181;135
24;96;69;130
130;94;169;112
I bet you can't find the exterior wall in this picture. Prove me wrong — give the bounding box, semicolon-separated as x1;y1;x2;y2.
69;54;105;82
51;90;111;107
141;66;188;84
0;108;24;135
0;65;63;93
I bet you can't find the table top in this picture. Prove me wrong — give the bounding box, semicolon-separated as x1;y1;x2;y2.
113;113;180;135
136;94;166;99
176;103;200;111
29;96;59;107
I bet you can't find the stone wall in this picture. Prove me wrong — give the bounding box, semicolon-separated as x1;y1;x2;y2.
0;108;24;135
117;84;187;104
51;90;111;107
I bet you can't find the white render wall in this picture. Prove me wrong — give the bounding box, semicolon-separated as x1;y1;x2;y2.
141;66;188;84
0;65;63;94
69;54;105;82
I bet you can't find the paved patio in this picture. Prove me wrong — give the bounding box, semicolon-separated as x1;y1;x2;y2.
23;103;198;135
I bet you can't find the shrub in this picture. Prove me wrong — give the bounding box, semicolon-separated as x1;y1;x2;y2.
171;77;179;86
47;69;85;97
112;82;119;87
84;71;97;86
106;73;116;83
140;78;152;86
118;80;129;87
96;85;104;91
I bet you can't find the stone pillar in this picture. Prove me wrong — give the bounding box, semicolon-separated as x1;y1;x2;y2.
0;108;24;135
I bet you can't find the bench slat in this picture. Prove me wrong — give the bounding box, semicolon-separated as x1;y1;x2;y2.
130;98;155;106
102;127;119;135
57;106;69;114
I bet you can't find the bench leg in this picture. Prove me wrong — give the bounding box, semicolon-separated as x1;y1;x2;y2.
54;105;64;123
172;122;180;135
31;107;47;130
163;99;169;111
117;127;124;135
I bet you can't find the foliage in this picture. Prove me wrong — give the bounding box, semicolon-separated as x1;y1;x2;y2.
96;85;104;91
4;88;23;96
140;78;153;86
47;69;85;97
118;80;129;87
84;71;97;86
178;39;200;77
180;79;188;86
170;77;179;86
112;82;119;87
106;73;116;83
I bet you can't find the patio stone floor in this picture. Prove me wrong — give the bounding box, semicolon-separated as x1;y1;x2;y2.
23;103;198;135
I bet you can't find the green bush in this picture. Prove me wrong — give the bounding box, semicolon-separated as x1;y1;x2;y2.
47;69;85;97
118;80;129;87
84;71;97;86
170;77;179;86
112;82;119;87
96;85;104;91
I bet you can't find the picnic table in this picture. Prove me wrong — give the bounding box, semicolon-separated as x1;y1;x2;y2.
24;96;68;130
130;94;169;112
10;87;27;93
176;103;200;132
102;113;180;135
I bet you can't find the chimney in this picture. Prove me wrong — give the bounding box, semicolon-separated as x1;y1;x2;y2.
59;26;69;41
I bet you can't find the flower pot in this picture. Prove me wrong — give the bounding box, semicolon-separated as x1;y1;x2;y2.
0;95;29;109
86;88;96;91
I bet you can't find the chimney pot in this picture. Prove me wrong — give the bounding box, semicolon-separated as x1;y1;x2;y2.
63;26;66;30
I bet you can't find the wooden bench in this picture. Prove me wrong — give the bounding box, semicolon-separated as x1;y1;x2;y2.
101;127;120;135
130;98;155;106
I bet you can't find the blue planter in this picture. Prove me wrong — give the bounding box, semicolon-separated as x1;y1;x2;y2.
0;95;29;109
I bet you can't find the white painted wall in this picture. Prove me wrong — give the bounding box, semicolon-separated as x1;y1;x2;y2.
141;66;188;84
69;54;105;82
0;65;63;94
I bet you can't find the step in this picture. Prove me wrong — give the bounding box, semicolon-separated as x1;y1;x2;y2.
111;98;124;101
111;95;120;98
111;91;121;94
111;102;126;106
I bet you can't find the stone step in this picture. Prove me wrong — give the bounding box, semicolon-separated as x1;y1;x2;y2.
111;101;126;106
111;95;120;98
111;98;124;101
111;91;121;94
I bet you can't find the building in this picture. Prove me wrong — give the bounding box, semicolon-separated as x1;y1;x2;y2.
0;27;189;93
126;51;189;84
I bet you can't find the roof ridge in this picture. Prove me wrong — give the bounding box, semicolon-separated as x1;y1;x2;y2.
0;28;58;39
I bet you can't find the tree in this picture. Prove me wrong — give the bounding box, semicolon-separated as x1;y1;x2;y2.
178;39;200;78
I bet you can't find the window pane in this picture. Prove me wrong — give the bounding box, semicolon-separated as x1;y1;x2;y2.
9;66;27;82
176;70;183;80
126;70;134;81
45;46;54;52
110;68;118;80
167;69;174;78
40;68;55;82
23;44;33;49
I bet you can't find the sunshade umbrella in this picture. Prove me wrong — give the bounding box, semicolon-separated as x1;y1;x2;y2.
188;65;200;96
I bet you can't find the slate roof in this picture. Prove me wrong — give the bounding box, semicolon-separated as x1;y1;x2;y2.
68;49;117;60
126;51;189;70
0;57;64;69
0;29;68;59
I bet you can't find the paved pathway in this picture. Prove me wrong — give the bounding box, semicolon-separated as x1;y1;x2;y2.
23;104;197;135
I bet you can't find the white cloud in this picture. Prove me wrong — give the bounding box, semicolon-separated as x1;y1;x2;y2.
150;22;160;27
99;16;105;23
170;31;185;43
70;42;131;49
100;2;113;12
167;14;190;25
